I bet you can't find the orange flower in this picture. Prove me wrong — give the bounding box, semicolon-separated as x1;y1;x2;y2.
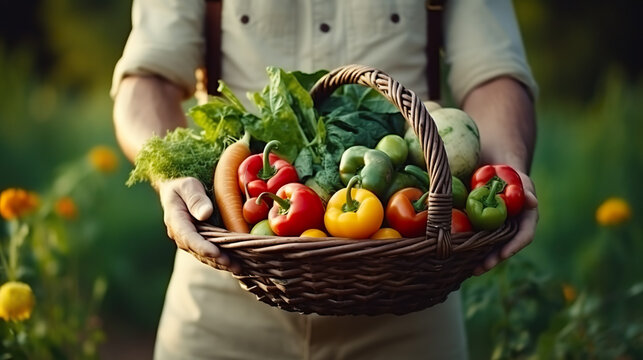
0;188;39;220
0;281;35;321
55;196;78;220
88;146;118;173
596;197;631;226
562;283;577;304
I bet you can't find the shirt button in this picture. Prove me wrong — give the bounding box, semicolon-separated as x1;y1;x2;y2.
390;13;400;23
320;23;330;33
240;15;250;24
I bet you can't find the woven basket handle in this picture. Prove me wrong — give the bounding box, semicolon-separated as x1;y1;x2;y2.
310;65;453;259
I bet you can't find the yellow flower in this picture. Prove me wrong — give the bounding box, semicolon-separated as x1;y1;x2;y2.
0;281;35;321
596;197;631;226
88;146;118;173
561;283;577;304
55;196;78;220
0;188;40;220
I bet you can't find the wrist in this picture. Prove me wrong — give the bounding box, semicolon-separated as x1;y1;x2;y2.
462;77;536;174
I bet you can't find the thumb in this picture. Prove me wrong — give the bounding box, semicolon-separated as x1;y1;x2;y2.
176;178;214;221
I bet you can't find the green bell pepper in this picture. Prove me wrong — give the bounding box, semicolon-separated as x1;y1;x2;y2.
404;165;430;188
465;179;507;231
376;134;408;167
339;146;393;199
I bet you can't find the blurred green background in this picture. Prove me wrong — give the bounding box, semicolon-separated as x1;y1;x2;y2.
1;0;642;358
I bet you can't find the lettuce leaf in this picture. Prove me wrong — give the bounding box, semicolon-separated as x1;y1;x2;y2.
243;67;318;162
187;81;246;143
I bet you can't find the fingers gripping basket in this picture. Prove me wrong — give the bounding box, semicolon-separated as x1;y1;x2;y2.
195;65;518;316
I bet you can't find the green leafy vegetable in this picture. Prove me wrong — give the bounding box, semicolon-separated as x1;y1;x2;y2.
126;128;221;188
291;69;328;91
319;84;400;114
187;81;246;142
241;67;326;162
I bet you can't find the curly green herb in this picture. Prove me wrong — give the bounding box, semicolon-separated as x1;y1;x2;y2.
126;128;222;188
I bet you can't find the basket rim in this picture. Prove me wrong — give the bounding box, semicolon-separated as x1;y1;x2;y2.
196;220;519;261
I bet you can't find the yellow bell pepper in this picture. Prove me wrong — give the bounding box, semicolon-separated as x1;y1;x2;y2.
324;176;383;239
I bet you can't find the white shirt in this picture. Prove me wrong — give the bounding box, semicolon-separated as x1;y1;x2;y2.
111;0;537;106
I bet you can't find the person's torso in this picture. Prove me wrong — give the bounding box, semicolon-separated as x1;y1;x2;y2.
220;0;428;107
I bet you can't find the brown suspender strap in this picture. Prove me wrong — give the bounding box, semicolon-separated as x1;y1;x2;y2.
205;0;223;95
426;0;445;101
204;1;445;100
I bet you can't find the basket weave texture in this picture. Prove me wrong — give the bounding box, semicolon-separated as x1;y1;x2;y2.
193;65;518;316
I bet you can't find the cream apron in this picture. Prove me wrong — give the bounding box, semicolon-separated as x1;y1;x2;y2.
154;251;468;360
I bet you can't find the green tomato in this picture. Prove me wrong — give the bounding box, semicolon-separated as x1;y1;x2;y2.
404;127;426;169
250;219;275;236
375;134;408;167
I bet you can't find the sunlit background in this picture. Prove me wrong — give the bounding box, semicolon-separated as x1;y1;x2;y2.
1;0;642;358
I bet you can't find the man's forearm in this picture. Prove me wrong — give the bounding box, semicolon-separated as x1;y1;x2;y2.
113;75;187;163
461;76;536;174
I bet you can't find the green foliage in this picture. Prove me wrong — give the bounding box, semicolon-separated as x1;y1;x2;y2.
514;0;643;103
535;284;643;359
464;71;643;360
0;153;114;359
465;258;643;359
464;259;564;359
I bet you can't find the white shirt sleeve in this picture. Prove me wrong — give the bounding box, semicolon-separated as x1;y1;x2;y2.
445;0;538;105
110;0;205;99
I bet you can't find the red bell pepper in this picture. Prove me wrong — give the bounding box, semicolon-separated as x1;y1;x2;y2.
238;140;299;198
385;187;429;237
257;183;325;236
470;164;525;216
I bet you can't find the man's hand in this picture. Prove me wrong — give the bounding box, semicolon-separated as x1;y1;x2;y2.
157;177;240;273
462;76;538;275
473;171;538;275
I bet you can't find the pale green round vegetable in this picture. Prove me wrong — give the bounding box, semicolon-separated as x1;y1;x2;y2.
376;134;408;167
403;101;443;169
430;108;481;180
423;100;442;112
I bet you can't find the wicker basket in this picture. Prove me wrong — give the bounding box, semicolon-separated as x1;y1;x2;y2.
193;64;518;316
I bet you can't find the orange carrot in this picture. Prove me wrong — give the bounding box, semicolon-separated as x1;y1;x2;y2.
213;132;251;233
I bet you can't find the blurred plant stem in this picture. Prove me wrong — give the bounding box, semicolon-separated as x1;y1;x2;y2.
0;221;30;282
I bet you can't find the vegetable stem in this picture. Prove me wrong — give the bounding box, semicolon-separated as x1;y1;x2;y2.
412;191;431;213
258;140;280;180
484;180;503;207
257;192;291;214
342;176;361;213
